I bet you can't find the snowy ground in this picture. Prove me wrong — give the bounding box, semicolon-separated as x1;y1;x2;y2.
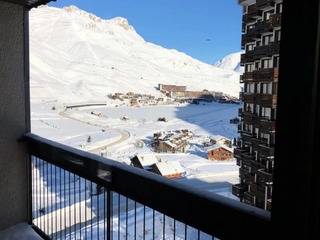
31;99;241;238
31;99;240;193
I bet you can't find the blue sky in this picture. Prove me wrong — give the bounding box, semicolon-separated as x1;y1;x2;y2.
49;0;242;64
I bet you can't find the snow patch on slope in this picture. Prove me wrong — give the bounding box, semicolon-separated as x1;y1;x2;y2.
214;52;244;74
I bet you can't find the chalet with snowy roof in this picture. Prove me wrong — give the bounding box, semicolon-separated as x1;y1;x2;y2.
151;162;186;179
207;145;234;161
130;154;159;171
152;130;192;153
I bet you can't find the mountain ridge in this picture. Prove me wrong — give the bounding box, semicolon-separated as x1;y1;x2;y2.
30;6;242;104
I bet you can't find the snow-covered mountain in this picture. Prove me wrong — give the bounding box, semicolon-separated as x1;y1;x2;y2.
30;5;241;104
214;52;244;74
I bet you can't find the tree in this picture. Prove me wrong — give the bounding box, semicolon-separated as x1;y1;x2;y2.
87;135;91;143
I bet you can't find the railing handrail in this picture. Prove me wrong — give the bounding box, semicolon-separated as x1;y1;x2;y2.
24;133;271;239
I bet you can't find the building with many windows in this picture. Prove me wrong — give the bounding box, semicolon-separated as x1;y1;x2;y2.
232;0;282;211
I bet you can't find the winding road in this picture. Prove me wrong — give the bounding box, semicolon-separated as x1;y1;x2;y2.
59;105;130;153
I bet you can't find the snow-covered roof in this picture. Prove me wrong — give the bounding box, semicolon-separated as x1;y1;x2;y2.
153;161;185;176
134;154;159;169
207;144;233;153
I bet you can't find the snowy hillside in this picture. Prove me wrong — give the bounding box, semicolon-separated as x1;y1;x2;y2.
214;52;244;74
29;5;241;104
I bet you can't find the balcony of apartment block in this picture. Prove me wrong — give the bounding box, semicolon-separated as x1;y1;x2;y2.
250;182;266;199
270;12;282;28
243;192;256;206
254;19;272;35
241;32;259;51
21;133;264;239
232;183;248;198
241;151;256;165
258;94;277;108
252;137;262;151
247;4;262;19
253;67;279;82
259;143;275;157
242;112;256;125
256;0;275;10
240;168;255;184
257;168;273;183
243;92;257;103
250;160;266;173
260;117;276;134
253;42;281;60
241;50;255;65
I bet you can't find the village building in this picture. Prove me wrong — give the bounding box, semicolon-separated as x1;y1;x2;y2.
152;130;193;153
151;161;186;179
207;145;234;161
130;154;160;171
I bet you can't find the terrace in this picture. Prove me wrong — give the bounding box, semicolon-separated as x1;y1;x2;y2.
1;0;319;240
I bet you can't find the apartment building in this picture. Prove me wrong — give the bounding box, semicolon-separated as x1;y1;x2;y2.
232;0;282;211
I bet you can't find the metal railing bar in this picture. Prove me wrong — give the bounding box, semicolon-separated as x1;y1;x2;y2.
25;133;271;239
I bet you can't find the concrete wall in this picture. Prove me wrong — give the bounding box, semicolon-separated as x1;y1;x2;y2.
0;1;29;230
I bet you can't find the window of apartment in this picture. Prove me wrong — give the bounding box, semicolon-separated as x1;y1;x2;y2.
275;30;281;42
246;43;254;51
246;63;255;72
261;83;272;94
264;10;274;21
255;61;261;70
273;56;280;67
263;34;274;45
261;107;271;119
247;23;255;32
276;3;283;13
262;58;273;68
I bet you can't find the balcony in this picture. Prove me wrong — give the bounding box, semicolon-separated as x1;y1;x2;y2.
251;160;266;173
242;111;256;125
253;42;281;60
258;94;277;108
250;183;266;199
240;168;255;184
255;20;272;35
232;184;248;198
21;133;271;239
243;93;256;103
258;169;273;183
256;0;275;10
256;67;279;82
260;118;276;133
270;13;282;28
243;192;256;206
241;50;255;64
259;144;275;157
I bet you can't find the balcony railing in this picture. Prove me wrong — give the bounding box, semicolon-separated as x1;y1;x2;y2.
24;133;270;239
270;13;282;28
232;184;248;198
243;192;256;206
242;68;279;83
250;183;266;199
253;42;281;60
259;144;275;157
260;118;276;133
258;169;273;183
256;0;275;10
258;94;277;108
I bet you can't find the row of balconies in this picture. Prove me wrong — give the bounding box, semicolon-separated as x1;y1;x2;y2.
240;67;279;83
241;41;280;64
241;13;282;47
242;93;277;108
